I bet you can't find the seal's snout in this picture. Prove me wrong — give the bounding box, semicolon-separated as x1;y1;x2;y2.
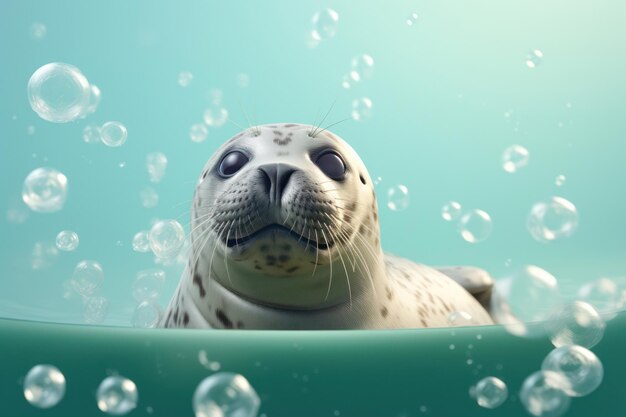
258;163;296;206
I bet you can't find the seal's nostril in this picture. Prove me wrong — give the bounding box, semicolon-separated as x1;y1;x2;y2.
259;168;272;194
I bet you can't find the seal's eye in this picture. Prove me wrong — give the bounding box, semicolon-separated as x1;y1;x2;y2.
315;152;345;180
218;151;249;177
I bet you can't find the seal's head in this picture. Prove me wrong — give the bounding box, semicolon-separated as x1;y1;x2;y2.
191;123;381;310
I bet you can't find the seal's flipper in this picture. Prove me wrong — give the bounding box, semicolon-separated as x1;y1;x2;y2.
436;266;494;313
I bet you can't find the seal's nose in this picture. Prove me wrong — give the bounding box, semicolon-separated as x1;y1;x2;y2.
258;163;296;205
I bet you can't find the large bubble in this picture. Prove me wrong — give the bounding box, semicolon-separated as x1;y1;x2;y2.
527;196;579;242
149;219;185;259
520;370;570;417
193;372;260;417
23;364;66;409
96;376;138;415
545;301;605;349
542;345;603;397
28;62;91;123
22;167;68;213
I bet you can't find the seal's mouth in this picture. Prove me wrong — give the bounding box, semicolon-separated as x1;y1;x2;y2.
225;223;333;250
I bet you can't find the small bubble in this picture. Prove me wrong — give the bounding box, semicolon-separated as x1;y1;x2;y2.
406;13;419;26
23;364;65;408
101;121;128;147
526;49;544;68
190;123;209;143
236;73;250;88
96;376;138;415
351;97;373;121
341;74;352;89
441;201;462;221
520;370;570;417
311;9;339;41
29;22;47;40
193;373;260;417
22;167;68;213
70;260;104;297
83;124;102;144
449;344;456;350
31;241;58;270
546;301;605;349
27;125;36;135
458;209;493;243
527;196;579;242
132;231;151;253
55;230;79;251
349;54;374;82
474;376;508;409
178;71;193;87
373;176;382;186
28;63;91;123
203;105;229;127
555;175;566;187
140;187;159;209
118;161;126;168
542;345;603;397
386;184;410;211
149;219;185;259
131;301;162;328
83;296;109;324
132;269;165;302
502;144;529;173
146;152;168;183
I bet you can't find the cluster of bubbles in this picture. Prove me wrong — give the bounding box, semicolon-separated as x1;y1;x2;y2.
342;54;374;90
146;152;168;183
178;70;193;87
190;123;209;143
406;13;419;27
60;259;110;324
22;167;68;213
502;144;530;173
310;8;339;42
386;184;410;211
520;343;604;416
351;97;373;121
55;230;79;251
131;269;165;327
526;49;544;68
82;121;128;147
193;372;260;417
27;62;101;123
527;196;579;243
23;362;261;417
139;187;159;209
440;201;493;243
96;376;139;415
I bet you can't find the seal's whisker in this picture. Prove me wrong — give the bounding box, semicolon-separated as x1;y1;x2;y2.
319;225;333;302
312;229;320;277
324;224;352;310
315;116;352;137
223;220;235;285
227;117;247;131
207;222;228;299
172;199;194;209
311;99;337;137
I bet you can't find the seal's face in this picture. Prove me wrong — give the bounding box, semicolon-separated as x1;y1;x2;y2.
191;123;380;309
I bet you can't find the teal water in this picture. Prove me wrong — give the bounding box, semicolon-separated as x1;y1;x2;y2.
1;0;626;416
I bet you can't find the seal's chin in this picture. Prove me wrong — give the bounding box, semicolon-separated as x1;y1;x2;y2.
224;223;333;251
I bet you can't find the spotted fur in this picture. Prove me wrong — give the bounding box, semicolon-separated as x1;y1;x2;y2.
161;123;494;330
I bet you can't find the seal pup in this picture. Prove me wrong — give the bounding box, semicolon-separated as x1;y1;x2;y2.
161;123;494;329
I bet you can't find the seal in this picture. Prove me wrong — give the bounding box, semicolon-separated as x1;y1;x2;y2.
161;123;495;329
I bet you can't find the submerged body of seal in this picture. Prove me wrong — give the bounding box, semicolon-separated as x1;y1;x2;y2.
161;123;495;329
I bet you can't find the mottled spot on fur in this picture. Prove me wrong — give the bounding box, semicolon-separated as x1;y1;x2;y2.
193;272;206;298
183;312;190;326
236;320;245;329
216;309;233;328
381;306;388;318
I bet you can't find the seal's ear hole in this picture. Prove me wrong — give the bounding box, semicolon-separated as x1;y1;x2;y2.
359;174;366;185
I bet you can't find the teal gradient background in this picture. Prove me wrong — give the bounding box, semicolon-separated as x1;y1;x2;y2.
0;1;625;416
